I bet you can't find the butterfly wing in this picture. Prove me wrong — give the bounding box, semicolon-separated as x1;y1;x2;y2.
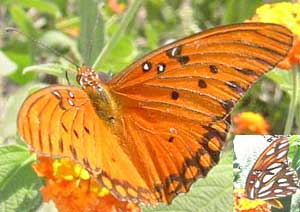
105;23;293;202
245;137;299;200
18;23;294;205
18;86;160;203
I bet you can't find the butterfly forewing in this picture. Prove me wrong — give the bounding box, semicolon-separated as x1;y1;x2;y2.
245;137;299;201
18;23;293;204
107;23;293;202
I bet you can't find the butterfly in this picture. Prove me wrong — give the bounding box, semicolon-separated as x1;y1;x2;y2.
245;137;299;208
18;23;293;204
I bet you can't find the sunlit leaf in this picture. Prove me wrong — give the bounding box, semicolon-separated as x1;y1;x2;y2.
0;144;41;212
143;151;233;212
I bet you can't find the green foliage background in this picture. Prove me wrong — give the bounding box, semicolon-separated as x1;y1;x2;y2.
0;0;299;211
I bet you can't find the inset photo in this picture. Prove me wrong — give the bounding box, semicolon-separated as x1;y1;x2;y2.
233;135;300;212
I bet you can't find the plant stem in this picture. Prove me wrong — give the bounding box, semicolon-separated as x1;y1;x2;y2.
284;65;299;134
92;0;143;70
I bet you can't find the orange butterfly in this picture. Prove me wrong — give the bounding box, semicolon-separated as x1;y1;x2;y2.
18;23;293;204
245;136;299;208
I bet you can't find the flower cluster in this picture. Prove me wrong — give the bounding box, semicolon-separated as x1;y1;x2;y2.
233;112;270;134
251;2;300;69
234;189;271;212
33;156;140;212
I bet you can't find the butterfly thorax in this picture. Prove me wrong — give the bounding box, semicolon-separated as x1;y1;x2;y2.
77;66;119;123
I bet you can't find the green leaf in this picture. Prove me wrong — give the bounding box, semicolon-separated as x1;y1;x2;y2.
100;36;138;73
23;63;70;77
39;31;82;63
5;0;61;18
0;144;42;212
9;5;37;38
266;69;294;97
4;46;36;84
79;0;104;66
9;5;38;64
93;0;143;69
223;0;262;24
143;151;233;212
0;83;46;139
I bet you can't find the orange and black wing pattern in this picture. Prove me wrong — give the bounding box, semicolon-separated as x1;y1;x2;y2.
18;23;293;204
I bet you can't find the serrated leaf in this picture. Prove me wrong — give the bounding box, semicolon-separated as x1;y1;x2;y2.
143;151;233;212
0;144;42;212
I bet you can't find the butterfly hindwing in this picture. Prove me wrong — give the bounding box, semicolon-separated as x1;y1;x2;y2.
245;137;299;201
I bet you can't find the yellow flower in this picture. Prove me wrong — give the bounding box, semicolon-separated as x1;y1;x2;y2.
252;2;300;36
234;189;271;212
33;156;140;212
233;112;269;134
250;2;300;69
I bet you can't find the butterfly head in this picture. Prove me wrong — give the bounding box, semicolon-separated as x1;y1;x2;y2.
76;66;103;90
76;66;119;122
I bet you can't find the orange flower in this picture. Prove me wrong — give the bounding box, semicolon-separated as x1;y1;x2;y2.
108;0;126;15
234;189;271;212
250;2;300;69
33;156;140;212
233;112;269;134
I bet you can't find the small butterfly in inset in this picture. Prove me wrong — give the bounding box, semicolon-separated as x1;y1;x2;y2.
245;137;299;208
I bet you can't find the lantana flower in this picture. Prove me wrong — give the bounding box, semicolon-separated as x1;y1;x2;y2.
234;189;271;212
233;112;270;134
108;0;126;15
250;2;300;69
33;156;141;212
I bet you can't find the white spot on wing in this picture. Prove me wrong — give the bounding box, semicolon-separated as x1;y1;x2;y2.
263;174;274;183
266;147;275;156
53;91;61;98
269;167;282;175
274;189;283;193
171;47;179;57
69;91;75;98
258;190;272;198
254;180;260;188
276;150;288;159
275;194;286;197
278;141;289;149
143;62;151;71
258;181;274;194
157;64;165;73
278;183;290;187
278;178;287;183
169;128;177;134
267;163;281;170
249;188;255;199
286;171;295;175
68;98;75;106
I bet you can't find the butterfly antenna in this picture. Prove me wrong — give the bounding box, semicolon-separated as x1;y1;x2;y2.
5;27;80;69
65;69;71;85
